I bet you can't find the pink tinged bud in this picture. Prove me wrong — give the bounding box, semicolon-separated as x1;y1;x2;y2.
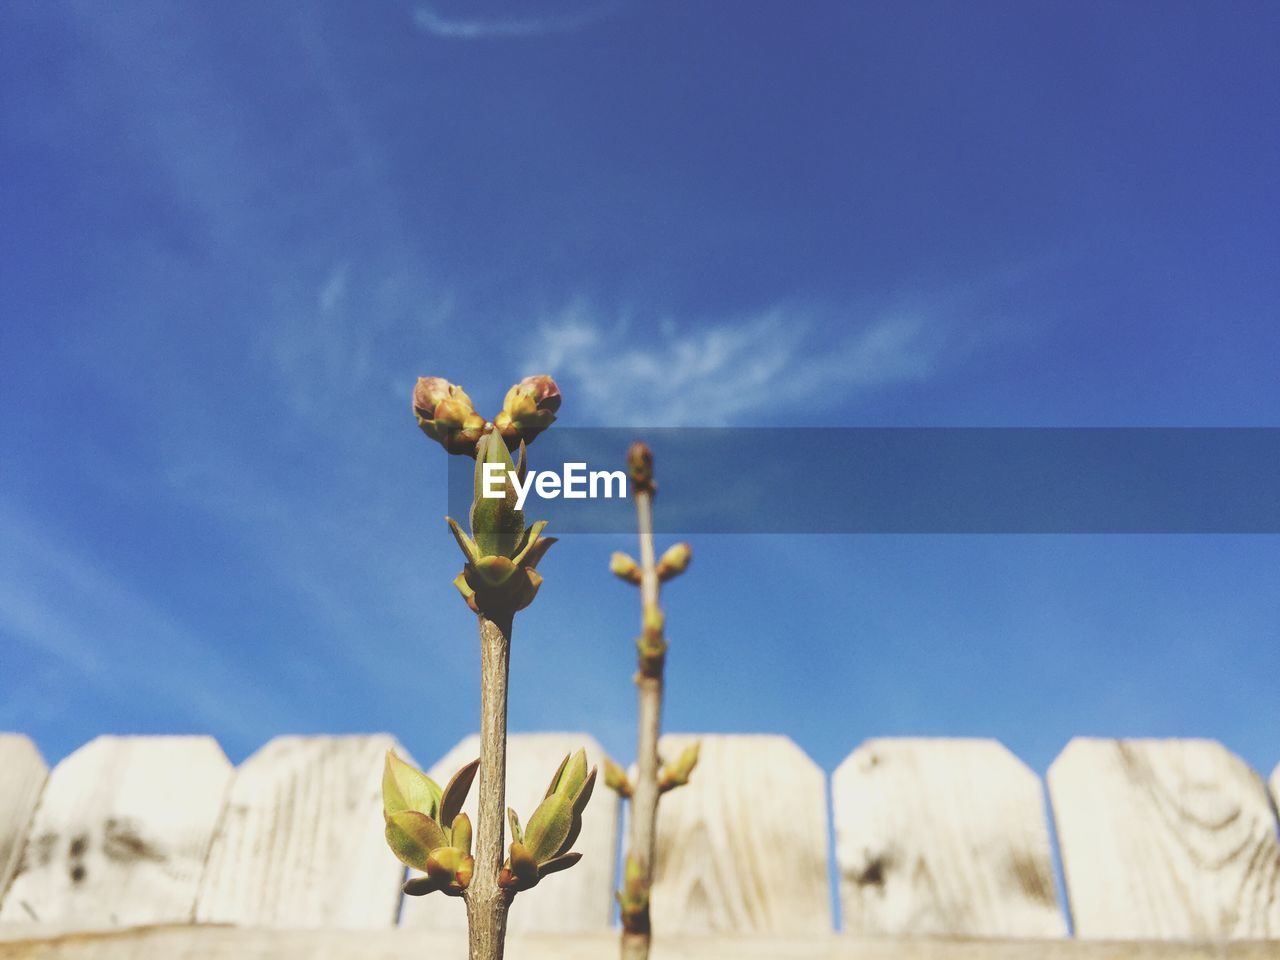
413;376;487;457
413;376;455;416
628;441;654;493
496;374;562;447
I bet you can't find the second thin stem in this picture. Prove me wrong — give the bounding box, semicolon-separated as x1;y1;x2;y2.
623;487;662;960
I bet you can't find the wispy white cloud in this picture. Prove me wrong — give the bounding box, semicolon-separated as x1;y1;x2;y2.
521;299;952;426
413;2;621;39
260;260;456;422
0;505;292;737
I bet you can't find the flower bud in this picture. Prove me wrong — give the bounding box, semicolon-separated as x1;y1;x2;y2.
603;756;632;798
656;542;692;582
494;374;561;447
659;741;700;793
413;376;488;456
627;441;654;494
610;551;642;585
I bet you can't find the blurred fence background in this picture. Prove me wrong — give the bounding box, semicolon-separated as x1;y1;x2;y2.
1;732;1278;957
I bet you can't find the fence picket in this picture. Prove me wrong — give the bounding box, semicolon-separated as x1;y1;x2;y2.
0;736;48;916
1049;738;1280;939
0;736;230;928
833;738;1064;937
400;732;618;933
644;734;831;935
195;735;407;928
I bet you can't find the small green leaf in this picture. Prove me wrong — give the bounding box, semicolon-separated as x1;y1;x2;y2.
543;753;571;799
522;792;574;864
521;536;556;570
403;875;443;896
557;750;590;801
451;812;472;855
514;440;528;484
603;757;632;798
385;811;446;871
446;517;481;565
383;751;441;819
439;758;479;825
508;807;524;846
510;520;549;567
571;766;596;818
470;433;524;558
473;554;518;586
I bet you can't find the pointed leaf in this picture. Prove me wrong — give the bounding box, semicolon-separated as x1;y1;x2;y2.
523;792;574;864
537;851;582;878
508;807;524;846
515;440;527;484
522;536;557;570
543;753;571;799
571;766;597;819
470;433;524;558
383;751;441;819
510;520;549;567
385;810;447;871
451;812;472;855
440;758;480;825
403;875;444;896
446;517;481;565
556;750;590;801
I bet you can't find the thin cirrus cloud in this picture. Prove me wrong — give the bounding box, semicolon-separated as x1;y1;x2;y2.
412;2;622;39
521;301;952;426
0;504;291;738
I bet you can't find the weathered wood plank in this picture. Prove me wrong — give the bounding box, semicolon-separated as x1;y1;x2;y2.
3;926;1279;960
0;737;47;916
833;738;1064;938
1049;738;1280;939
195;735;407;928
647;734;831;935
401;733;618;934
0;736;231;928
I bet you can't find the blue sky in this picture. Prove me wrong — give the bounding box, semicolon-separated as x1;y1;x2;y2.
2;0;1278;790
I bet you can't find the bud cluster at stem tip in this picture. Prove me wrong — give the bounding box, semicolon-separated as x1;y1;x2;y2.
413;374;560;457
627;441;655;495
412;373;562;616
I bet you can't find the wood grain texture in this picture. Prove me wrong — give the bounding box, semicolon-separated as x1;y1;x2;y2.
647;734;831;935
0;736;231;928
401;733;618;934
3;926;1279;960
0;737;48;914
1049;738;1280;940
833;738;1064;938
195;735;407;928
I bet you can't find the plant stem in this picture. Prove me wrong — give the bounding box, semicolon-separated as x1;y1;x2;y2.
623;487;662;960
467;611;514;960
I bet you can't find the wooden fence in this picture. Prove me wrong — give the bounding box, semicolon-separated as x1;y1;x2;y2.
1;732;1279;958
